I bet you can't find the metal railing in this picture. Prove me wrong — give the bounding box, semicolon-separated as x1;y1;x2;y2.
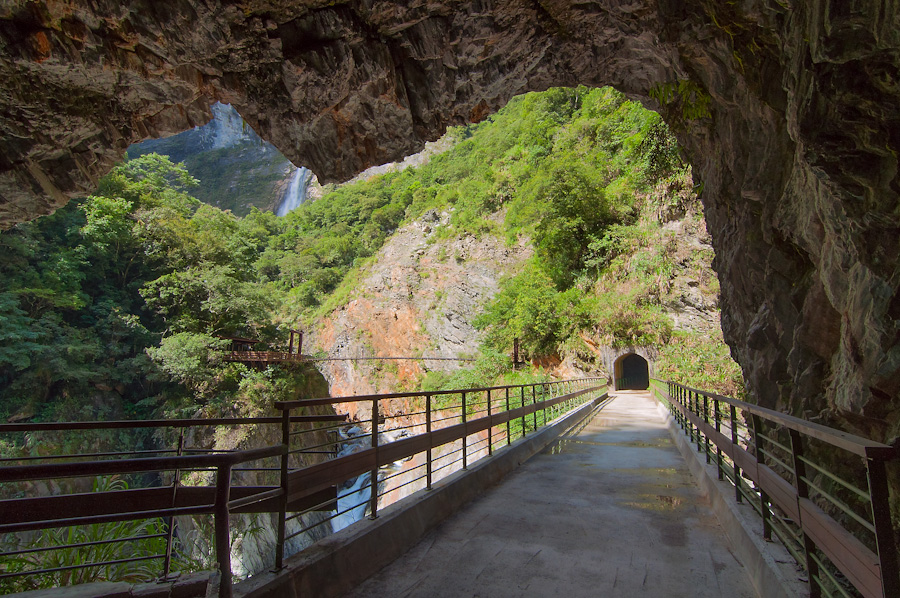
0;377;607;596
651;379;899;598
270;378;608;562
0;445;284;596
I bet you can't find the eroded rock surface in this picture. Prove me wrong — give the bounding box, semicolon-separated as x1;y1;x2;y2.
310;209;531;403
1;1;898;442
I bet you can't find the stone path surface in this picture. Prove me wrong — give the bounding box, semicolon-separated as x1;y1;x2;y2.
342;391;757;598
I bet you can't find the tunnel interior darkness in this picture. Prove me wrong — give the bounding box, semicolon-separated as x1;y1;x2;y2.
615;353;649;390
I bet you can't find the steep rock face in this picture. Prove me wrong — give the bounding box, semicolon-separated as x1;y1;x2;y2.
309;210;531;403
130;102;298;215
0;2;898;442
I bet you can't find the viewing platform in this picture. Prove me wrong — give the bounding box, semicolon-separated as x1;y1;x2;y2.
218;330;305;365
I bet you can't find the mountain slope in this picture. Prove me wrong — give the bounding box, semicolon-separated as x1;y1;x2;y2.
129;103;304;216
309;209;532;400
299;87;741;397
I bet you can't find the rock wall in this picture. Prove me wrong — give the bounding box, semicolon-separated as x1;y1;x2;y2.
310;209;532;403
0;1;898;441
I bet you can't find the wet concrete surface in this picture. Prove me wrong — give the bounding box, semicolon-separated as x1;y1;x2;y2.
342;391;757;598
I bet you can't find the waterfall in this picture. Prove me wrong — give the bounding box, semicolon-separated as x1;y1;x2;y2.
330;428;411;532
332;473;372;532
276;166;311;216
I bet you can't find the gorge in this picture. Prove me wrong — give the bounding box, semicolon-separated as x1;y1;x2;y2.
0;0;898;460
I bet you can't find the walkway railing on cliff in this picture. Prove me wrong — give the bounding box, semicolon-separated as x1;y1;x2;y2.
0;377;607;597
651;379;899;598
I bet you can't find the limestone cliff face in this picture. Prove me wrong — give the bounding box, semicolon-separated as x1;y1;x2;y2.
1;2;898;441
308;210;531;405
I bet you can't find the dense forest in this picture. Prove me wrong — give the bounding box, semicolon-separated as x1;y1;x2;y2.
0;86;741;429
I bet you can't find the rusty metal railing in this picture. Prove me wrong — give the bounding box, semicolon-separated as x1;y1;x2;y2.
0;413;345;596
0;445;284;598
0;377;607;596
651;379;899;598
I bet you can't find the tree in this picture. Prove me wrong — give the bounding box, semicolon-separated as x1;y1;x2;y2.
528;158;622;288
147;332;228;391
474;263;571;358
141;265;274;337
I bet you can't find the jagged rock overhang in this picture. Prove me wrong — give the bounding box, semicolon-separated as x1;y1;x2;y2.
1;1;898;443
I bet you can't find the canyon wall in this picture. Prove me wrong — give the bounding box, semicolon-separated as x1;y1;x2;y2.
310;209;532;402
0;1;898;441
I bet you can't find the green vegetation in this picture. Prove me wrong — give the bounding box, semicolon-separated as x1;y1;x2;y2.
380;86;739;393
0;85;745;590
0;155;327;591
656;330;744;397
0;85;741;426
649;80;713;124
127;122;290;216
175;144;287;215
0;154;319;425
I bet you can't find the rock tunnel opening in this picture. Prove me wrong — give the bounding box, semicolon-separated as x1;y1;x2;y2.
614;353;649;391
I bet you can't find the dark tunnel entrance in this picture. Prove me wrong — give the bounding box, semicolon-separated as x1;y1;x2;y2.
614;353;649;390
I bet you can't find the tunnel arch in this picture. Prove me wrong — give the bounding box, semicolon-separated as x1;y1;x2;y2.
613;353;650;391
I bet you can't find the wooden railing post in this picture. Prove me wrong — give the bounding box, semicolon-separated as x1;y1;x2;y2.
694;391;702;454
426;393;432;490
730;404;742;504
505;387;511;445
671;383;680;428
487;389;493;456
542;383;548;426
275;408;290;570
521;386;527;437
214;464;234;598
751;414;771;542
162;429;185;580
461;392;467;470
703;394;711;464
867;458;900;598
789;429;819;598
549;383;554;421
714;398;723;481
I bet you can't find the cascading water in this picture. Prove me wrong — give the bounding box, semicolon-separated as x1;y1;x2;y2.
331;426;372;532
276;166;311;216
333;473;372;532
331;427;412;532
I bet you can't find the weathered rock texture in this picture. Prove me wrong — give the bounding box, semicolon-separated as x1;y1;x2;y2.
310;209;531;402
0;2;898;441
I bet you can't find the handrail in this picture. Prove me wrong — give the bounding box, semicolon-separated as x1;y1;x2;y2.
0;445;286;482
0;414;346;433
0;377;608;598
274;377;603;408
281;384;606;502
651;378;899;598
666;382;894;458
0;445;285;598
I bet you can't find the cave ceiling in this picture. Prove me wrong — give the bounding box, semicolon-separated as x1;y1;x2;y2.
0;0;898;441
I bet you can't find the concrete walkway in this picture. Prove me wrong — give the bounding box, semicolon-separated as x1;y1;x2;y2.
343;391;757;598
